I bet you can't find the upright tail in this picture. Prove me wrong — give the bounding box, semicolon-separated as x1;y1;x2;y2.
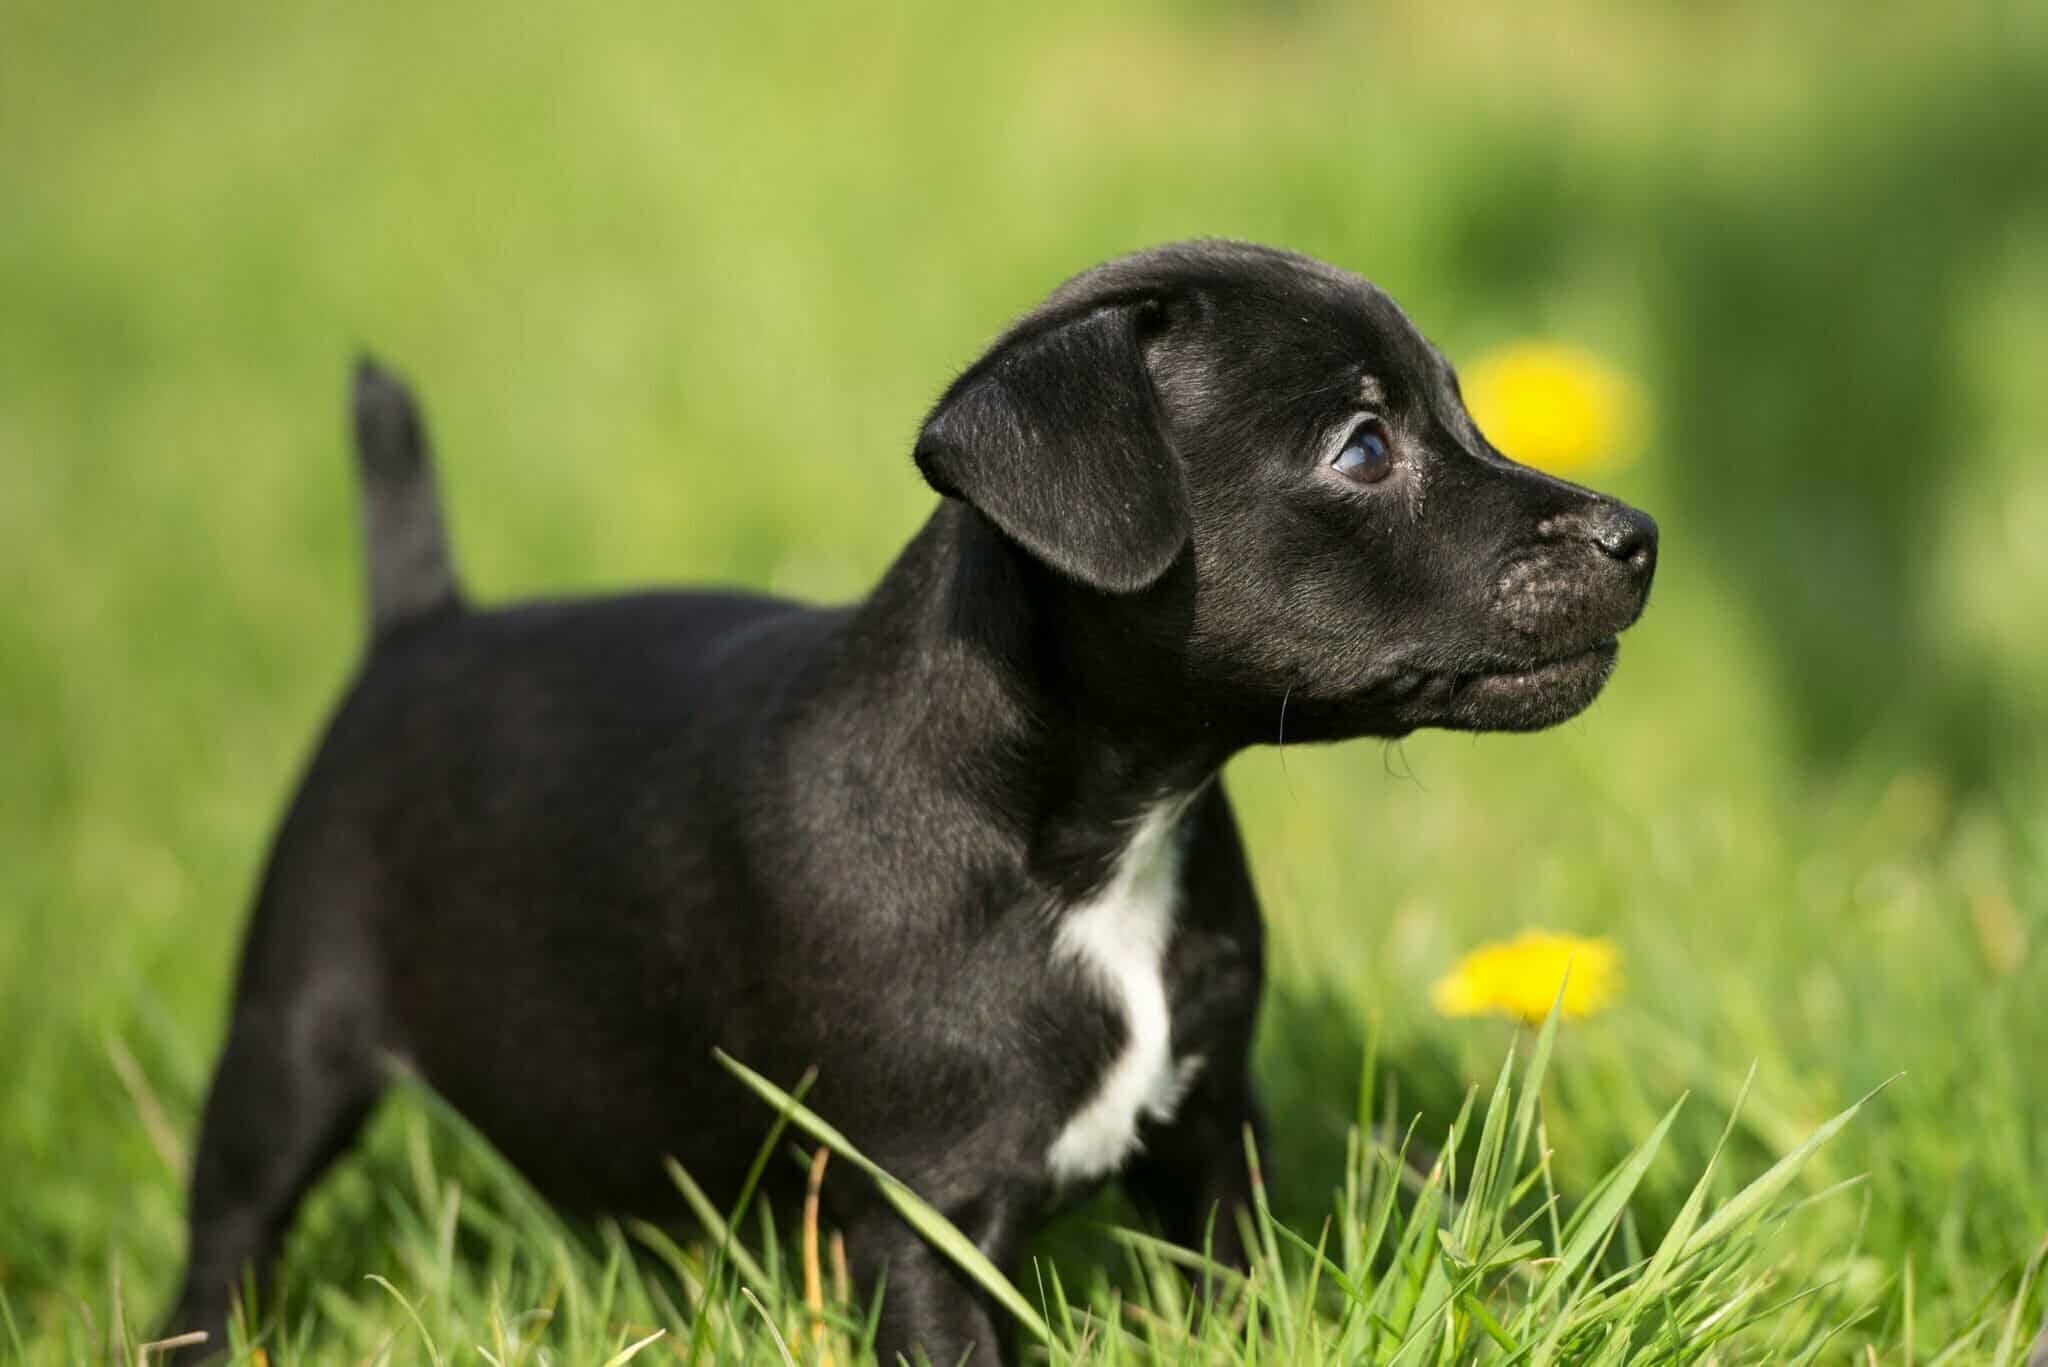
352;355;463;640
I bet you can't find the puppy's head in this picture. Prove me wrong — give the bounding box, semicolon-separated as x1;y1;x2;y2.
915;240;1657;740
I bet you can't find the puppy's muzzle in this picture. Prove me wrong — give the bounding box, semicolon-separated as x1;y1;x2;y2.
1500;501;1659;646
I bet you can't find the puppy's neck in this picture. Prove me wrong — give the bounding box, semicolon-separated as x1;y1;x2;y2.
841;502;1225;896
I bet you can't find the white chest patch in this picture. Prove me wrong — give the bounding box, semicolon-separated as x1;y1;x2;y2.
1046;800;1205;1185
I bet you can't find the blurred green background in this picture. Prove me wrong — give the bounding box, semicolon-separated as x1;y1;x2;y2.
4;0;2045;1357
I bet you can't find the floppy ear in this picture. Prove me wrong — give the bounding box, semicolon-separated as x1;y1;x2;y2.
914;301;1190;594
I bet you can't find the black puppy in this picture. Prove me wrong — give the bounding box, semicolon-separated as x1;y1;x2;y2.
164;241;1656;1362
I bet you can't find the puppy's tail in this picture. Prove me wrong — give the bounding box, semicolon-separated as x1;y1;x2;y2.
351;354;464;640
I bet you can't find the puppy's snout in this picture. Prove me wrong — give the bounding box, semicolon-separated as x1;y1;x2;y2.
1589;504;1658;578
1541;502;1658;581
1504;500;1659;643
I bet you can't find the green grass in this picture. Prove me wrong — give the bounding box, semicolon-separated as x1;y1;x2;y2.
4;0;2047;1361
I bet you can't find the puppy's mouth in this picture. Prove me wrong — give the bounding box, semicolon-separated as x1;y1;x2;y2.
1404;638;1619;732
1462;637;1617;693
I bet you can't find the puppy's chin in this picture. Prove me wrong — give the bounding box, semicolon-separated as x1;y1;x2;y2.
1427;639;1619;733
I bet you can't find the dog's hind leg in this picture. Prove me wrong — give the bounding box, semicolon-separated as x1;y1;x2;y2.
161;857;387;1354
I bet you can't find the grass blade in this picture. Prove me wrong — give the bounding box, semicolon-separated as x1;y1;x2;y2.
1685;1077;1897;1254
714;1048;1053;1344
1531;1092;1684;1322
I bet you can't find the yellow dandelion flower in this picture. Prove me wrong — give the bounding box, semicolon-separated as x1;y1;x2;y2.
1430;930;1619;1026
1461;341;1642;477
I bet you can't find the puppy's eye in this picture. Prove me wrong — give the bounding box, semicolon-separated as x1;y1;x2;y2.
1332;420;1394;484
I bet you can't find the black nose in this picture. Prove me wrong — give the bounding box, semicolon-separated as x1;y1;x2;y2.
1590;504;1658;572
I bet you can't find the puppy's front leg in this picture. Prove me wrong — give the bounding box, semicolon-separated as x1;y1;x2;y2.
1123;1065;1266;1270
852;1190;1027;1367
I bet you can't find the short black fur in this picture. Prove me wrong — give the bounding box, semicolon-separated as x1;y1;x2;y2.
163;240;1656;1363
